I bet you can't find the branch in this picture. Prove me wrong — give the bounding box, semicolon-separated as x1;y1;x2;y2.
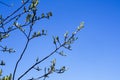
17;30;80;80
18;43;65;80
13;23;33;80
28;70;52;80
12;39;30;80
3;0;30;22
3;10;29;27
17;21;85;79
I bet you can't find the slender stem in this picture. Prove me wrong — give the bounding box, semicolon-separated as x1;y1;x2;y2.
3;0;30;22
18;43;65;80
30;69;52;80
13;23;33;80
3;10;29;26
12;39;30;80
18;32;76;80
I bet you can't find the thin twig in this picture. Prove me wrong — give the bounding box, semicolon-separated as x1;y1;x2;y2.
13;22;33;80
3;10;29;26
18;44;64;80
12;39;30;80
18;30;77;80
3;0;30;22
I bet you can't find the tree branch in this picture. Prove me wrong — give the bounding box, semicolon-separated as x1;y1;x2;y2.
18;43;65;80
3;0;30;22
12;39;30;80
17;31;78;80
13;23;33;80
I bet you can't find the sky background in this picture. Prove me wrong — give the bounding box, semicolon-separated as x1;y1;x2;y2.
0;0;120;80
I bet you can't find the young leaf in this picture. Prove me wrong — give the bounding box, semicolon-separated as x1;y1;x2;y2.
37;31;41;36
64;31;69;41
53;36;56;45
77;22;84;31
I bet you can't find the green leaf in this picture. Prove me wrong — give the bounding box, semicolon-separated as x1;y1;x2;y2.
36;31;41;36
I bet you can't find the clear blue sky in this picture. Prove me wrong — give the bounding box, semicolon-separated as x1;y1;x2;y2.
0;0;120;80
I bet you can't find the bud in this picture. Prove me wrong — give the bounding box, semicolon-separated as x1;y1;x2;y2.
77;22;84;31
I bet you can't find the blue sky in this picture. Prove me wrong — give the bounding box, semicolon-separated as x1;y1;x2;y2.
0;0;120;80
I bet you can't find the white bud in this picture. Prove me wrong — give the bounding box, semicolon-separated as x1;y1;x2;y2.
78;22;84;31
